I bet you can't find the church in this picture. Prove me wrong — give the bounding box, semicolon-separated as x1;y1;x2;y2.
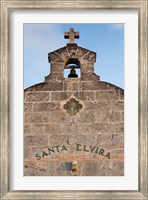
24;28;124;176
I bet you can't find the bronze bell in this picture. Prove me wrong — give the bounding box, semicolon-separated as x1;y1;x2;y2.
68;68;78;78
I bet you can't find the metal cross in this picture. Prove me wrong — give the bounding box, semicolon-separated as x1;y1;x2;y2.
64;28;79;44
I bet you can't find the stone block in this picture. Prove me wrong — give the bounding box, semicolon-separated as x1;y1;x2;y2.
50;63;63;73
121;112;124;122
95;111;121;123
25;113;49;123
119;90;124;100
24;86;35;92
110;149;124;159
49;135;73;145
96;90;120;100
81;72;99;81
49;52;64;62
82;81;102;90
50;111;72;123
82;161;98;176
112;101;124;111
97;134;113;146
72;135;98;145
48;161;66;176
34;82;63;91
73;81;81;91
24;103;33;112
111;134;124;147
24;124;31;135
25;92;50;102
25;135;48;146
97;160;124;176
44;123;63;135
115;123;124;133
74;111;95;123
83;123;115;134
64;80;82;91
73;91;95;101
95;101;112;112
46;73;64;81
24;146;32;158
34;102;60;112
32;124;46;134
84;102;96;110
61;123;83;134
64;82;73;91
81;63;94;72
51;92;70;101
24;160;49;176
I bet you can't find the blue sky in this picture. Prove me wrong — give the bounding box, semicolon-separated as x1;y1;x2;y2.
24;24;124;89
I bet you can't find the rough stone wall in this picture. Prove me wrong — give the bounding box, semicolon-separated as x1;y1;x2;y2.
24;44;124;176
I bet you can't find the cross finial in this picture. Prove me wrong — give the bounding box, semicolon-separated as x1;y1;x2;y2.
64;28;79;44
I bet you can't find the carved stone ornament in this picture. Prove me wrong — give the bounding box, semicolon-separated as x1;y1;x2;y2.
63;98;83;116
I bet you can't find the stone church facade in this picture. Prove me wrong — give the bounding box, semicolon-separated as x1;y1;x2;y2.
24;28;124;176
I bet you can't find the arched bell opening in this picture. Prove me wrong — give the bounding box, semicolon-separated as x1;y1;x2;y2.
64;58;81;78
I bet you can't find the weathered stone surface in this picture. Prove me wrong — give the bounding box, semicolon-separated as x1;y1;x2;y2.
72;135;98;145
95;111;121;123
25;113;49;123
34;82;63;91
76;46;90;59
64;81;81;91
48;161;66;176
45;73;64;81
114;123;124;133
24;124;31;135
49;135;73;145
25;135;48;146
74;111;95;123
32;124;46;135
61;123;83;134
24;147;32;158
82;81;102;91
84;102;96;110
48;52;64;62
50;63;63;73
44;123;63;135
121;112;124;122
25;92;50;102
73;91;95;101
96;90;120;100
98;160;124;176
83;123;115;134
34;102;60;112
24;160;49;176
110;149;124;159
95;101;112;112
97;133;124;148
111;134;124;147
82;161;98;176
24;86;35;92
81;72;99;81
24;103;33;112
81;64;94;72
112;101;124;111
51;92;70;101
50;111;72;123
119;90;124;100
